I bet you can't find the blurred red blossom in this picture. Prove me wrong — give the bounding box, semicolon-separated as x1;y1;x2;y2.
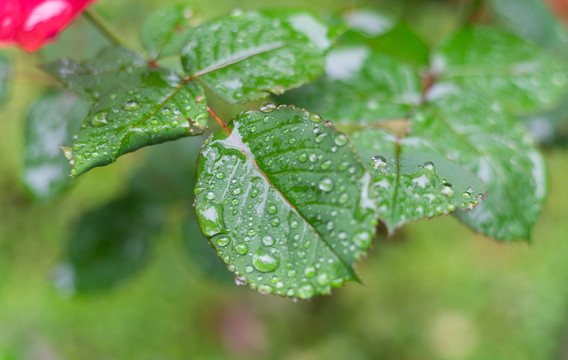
0;0;97;52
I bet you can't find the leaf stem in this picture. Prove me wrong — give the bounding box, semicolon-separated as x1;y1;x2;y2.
462;0;486;24
83;8;129;48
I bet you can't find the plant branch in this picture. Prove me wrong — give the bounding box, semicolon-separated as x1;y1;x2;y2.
83;8;129;48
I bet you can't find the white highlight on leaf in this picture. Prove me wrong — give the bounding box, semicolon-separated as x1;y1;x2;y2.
412;174;430;188
287;14;330;51
325;46;369;81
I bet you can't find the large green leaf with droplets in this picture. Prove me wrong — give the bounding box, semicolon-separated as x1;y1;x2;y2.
141;5;196;60
351;129;486;233
0;51;11;106
434;27;568;114
181;11;336;104
279;47;421;125
65;68;208;177
22;90;90;201
43;47;148;100
412;92;547;241
194;106;377;298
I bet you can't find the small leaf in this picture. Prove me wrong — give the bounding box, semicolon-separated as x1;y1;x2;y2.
489;0;568;55
279;47;420;124
181;11;336;104
194;106;377;298
68;68;208;177
351;128;486;233
433;27;568;113
0;51;11;106
22;90;90;201
412;92;547;241
58;195;162;294
43;47;148;99
141;5;196;60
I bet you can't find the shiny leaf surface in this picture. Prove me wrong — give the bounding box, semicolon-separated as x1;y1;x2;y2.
279;47;421;124
43;47;148;99
67;68;208;177
141;5;196;60
22;90;90;201
181;11;335;104
351;128;486;233
194;106;377;298
434;27;568;113
59;195;162;294
412;92;547;241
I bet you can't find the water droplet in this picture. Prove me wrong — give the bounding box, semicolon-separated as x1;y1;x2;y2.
304;266;316;277
310;113;322;123
338;193;349;204
299;153;307;162
315;133;327;143
123;100;140;111
253;253;279;272
423;161;435;171
262;235;275;246
91;111;109;127
235;275;246;286
441;183;454;197
267;203;278;214
320;160;332;170
161;107;171;115
319;177;334;192
334;134;348;147
353;231;372;249
216;236;230;247
245;265;254;273
370;155;387;169
232;187;242;195
271;217;281;227
260;102;276;113
298;284;314;299
236;243;248;255
206;192;216;200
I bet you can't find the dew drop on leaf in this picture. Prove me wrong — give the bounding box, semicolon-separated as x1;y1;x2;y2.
318;177;334;192
253;253;280;272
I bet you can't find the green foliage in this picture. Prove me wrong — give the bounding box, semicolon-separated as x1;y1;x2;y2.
14;5;568;298
181;11;336;103
194;106;377;298
22;90;90;201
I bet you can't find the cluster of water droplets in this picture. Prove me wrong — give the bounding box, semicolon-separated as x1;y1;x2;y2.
194;105;378;298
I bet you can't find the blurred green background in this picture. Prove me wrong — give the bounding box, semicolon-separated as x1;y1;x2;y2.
2;0;568;359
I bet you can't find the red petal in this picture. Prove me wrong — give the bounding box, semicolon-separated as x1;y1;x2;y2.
0;0;97;52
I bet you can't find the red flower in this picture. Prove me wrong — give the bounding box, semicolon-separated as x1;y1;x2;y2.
0;0;97;52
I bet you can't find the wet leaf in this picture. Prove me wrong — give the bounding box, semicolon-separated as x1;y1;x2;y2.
43;47;148;99
279;47;420;124
59;195;163;294
351;128;486;233
194;106;377;298
181;11;336;104
412;92;547;241
22;90;90;201
434;27;568;114
341;8;395;38
488;0;568;55
67;68;208;177
141;5;196;60
0;51;11;106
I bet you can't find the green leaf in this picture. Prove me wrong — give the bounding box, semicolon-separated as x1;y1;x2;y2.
194;106;377;298
181;11;335;104
43;47;148;99
59;195;162;294
488;0;568;55
141;5;196;60
22;90;90;201
67;68;208;177
525;92;568;146
351;128;486;233
434;27;568;114
412;92;547;241
278;47;420;124
342;8;395;38
0;51;11;106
